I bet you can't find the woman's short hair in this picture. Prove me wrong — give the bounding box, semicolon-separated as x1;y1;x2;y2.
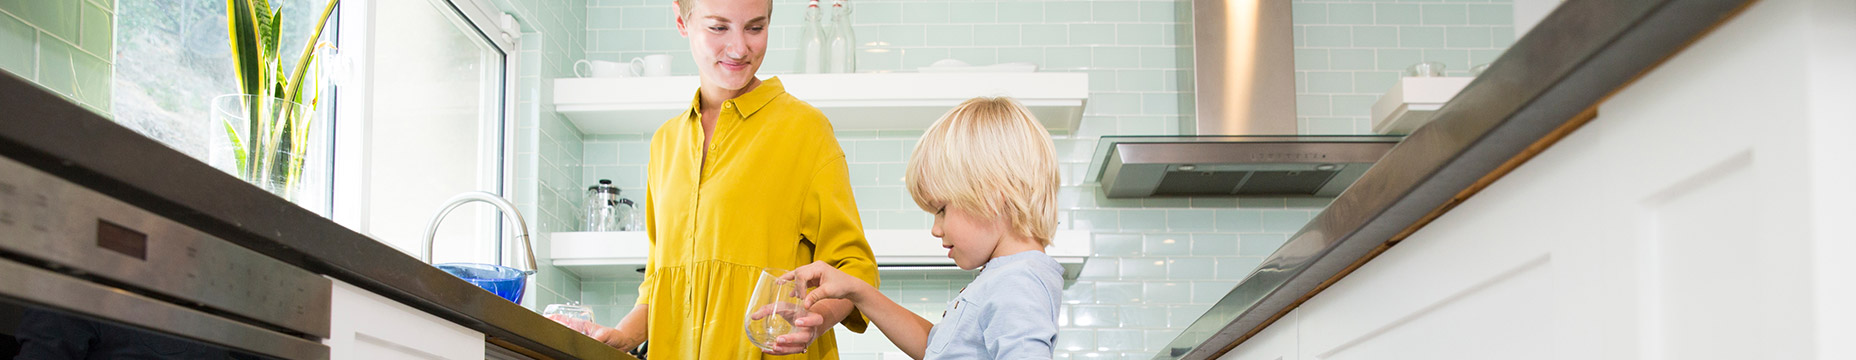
906;97;1061;246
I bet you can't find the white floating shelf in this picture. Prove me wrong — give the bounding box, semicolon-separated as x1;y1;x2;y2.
548;230;1092;282
1371;76;1474;135
552;73;1090;135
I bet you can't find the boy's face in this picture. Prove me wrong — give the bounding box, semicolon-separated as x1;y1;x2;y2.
931;203;1011;270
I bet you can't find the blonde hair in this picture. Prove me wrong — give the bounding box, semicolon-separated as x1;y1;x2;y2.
674;0;773;19
906;97;1060;246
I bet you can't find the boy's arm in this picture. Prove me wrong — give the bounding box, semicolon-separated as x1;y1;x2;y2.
850;286;935;360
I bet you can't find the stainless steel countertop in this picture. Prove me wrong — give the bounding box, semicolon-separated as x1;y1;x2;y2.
0;72;632;359
1155;0;1757;358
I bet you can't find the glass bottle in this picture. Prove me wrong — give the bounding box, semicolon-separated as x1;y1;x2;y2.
583;179;630;232
825;0;855;73
795;0;828;74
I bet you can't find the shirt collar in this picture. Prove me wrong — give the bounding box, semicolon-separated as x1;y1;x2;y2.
680;76;785;121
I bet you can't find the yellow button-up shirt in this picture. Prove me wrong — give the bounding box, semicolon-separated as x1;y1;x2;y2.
639;77;878;359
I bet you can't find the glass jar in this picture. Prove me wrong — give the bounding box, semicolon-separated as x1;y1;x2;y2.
583;179;634;232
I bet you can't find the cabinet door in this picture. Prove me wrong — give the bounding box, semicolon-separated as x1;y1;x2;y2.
327;281;484;360
1219;310;1300;360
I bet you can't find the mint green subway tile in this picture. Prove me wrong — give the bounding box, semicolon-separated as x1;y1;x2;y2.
77;2;106;56
1328;3;1374;25
1045;2;1091;23
878;24;925;47
1142;93;1185;116
853;138;903;162
1375;4;1421;25
1291;3;1326;25
1292;25;1304;46
1240;233;1290;256
1306;117;1355;135
1071;210;1120;231
1331;49;1375;70
1089;93;1141;116
1332;95;1377;117
1492;26;1515;48
1400;26;1446;47
1355;71;1398;94
948;47;997;65
857;2;901;24
1447;26;1491;47
902;2;949;23
880;163;906;186
1422;4;1467;25
1118;115;1167;135
1069;24;1115;45
1294;49;1328;70
1142;283;1190;306
0;13;32;79
1075;115;1120;138
595;30;640;52
1296;94;1331;117
1094;46;1141;68
587;7;621;29
584;142;617;165
1139;2;1176;23
1044;46;1092;70
924;25;972;46
1191;234;1239;256
0;0;77;41
1092;1;1139;22
1141;46;1178;69
1173;261;1221;282
1086;69;1116;93
1164;23;1188;44
1295;71;1306;92
621;6;669;28
848;163;882;187
997;46;1043;65
1467;4;1514;25
1352;25;1399;47
1020;23;1067;46
36;35;76;97
949;2;996;23
1118;260;1164;281
1304;25;1350;47
1306;71;1351;93
852;186;901;210
1117;70;1164;92
642;28;683;51
1117;23;1164;46
1167;210;1216;232
996;2;1043;23
1423;49;1469;73
1120;209;1167;231
877;210;926;229
1376;48;1423;71
1144;233;1189;255
1120;306;1169;328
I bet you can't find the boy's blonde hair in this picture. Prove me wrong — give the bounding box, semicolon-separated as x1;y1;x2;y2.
906;97;1060;246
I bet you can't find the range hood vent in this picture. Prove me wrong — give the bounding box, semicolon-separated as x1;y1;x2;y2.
1085;0;1403;198
1088;136;1401;198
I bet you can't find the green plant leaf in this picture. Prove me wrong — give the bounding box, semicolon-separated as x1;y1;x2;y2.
221;117;249;175
227;0;265;97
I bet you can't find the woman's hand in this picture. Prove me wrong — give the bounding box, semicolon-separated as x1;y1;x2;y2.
547;315;644;352
781;260;873;308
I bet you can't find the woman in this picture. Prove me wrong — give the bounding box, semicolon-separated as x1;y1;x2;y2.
571;0;879;358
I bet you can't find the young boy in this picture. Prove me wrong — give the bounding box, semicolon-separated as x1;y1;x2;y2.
779;96;1063;359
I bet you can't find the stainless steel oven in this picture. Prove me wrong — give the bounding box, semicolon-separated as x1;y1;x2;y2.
0;155;332;359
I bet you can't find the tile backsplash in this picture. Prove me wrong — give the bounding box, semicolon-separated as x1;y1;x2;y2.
0;0;113;114
569;0;1516;358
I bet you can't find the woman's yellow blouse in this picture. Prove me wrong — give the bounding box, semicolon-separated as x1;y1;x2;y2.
638;77;879;359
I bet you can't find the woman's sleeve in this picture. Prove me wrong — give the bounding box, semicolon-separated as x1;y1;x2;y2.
800;156;881;333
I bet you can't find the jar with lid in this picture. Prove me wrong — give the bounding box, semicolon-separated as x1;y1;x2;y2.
583;179;637;231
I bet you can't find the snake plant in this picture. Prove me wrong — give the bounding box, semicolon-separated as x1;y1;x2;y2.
222;0;338;197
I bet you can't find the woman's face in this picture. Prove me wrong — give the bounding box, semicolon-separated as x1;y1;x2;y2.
675;0;770;92
930;203;1009;270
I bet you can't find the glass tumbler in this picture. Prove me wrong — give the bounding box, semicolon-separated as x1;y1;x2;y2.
743;268;809;351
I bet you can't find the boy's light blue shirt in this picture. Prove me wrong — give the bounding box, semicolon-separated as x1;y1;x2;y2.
923;250;1064;359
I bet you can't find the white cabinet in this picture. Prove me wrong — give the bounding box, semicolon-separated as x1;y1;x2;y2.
327;280;485;360
1223;0;1855;358
552;73;1089;134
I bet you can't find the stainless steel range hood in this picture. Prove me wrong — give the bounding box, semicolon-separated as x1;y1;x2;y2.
1087;0;1402;198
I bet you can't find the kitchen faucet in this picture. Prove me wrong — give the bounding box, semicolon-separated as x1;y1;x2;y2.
420;191;537;274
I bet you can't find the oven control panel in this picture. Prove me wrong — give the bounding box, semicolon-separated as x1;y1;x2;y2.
0;156;332;339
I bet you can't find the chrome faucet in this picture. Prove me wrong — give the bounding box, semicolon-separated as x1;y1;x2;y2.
420;191;537;274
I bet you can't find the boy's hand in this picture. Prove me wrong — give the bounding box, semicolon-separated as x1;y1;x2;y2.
781;260;872;308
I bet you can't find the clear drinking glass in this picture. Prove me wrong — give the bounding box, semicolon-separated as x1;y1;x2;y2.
1406;61;1446;77
543;301;597;334
744;268;809;351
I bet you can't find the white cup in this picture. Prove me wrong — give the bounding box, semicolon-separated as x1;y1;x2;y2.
641;54;673;77
574;59;642;78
